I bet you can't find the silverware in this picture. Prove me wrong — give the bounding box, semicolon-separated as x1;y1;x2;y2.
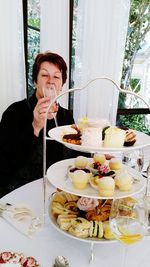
53;256;70;267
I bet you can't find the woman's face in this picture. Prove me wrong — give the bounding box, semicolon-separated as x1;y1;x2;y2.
35;61;63;99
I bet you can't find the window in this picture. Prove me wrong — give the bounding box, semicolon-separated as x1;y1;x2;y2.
23;0;150;134
23;0;40;97
117;0;150;134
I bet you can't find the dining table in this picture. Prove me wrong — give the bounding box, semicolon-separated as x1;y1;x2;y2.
0;176;150;267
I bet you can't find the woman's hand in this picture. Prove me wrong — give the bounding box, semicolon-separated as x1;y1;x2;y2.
32;97;58;137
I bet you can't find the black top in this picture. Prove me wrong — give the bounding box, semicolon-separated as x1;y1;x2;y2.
0;92;75;196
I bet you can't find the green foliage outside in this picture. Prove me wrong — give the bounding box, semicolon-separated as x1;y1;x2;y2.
27;0;150;135
27;0;40;97
117;114;150;135
118;0;150;133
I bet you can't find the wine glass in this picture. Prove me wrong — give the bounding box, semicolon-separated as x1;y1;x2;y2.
42;85;58;126
122;149;144;172
109;196;148;267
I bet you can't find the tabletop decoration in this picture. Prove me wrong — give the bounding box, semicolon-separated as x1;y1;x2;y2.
0;251;40;266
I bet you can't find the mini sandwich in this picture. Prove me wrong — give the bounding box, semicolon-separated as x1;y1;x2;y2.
57;214;77;231
89;221;103;238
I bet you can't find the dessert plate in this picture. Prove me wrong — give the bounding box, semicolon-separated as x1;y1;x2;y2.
47;158;146;199
48;125;150;153
0;251;40;266
48;198;116;244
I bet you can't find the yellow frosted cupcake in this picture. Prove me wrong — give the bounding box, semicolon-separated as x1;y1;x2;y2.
109;158;122;171
74;156;88;168
115;169;133;191
71;170;89;189
98;176;115;197
93;153;106;164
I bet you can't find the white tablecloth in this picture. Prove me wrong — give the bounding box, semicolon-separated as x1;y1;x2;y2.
0;178;150;267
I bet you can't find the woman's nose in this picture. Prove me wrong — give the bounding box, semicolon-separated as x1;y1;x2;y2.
47;75;54;83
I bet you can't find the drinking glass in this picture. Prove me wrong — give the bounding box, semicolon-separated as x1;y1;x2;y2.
109;196;148;267
122;149;144;172
42;85;58;126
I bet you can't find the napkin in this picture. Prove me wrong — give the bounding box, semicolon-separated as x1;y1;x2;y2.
0;203;42;237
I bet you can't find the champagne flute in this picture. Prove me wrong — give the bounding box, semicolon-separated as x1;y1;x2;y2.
42;85;58;127
122;149;144;172
109;196;148;267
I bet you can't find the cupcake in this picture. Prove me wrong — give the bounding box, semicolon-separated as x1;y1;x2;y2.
109;158;122;171
93;153;106;164
115;169;133;191
70;170;89;189
98;176;115;197
74;156;88;168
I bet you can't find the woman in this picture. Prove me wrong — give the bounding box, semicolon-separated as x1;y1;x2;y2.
0;52;75;197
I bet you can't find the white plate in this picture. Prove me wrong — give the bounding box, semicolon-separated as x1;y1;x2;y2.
47;158;146;199
0;251;40;266
48;125;150;153
48;198;117;244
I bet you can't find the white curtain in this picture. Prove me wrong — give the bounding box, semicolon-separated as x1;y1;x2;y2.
73;0;131;125
40;0;70;108
0;0;26;119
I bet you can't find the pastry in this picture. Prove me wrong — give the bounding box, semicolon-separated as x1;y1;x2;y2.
70;170;89;189
89;176;100;190
77;197;99;211
62;133;81;145
78;117;89;132
115;169;133;191
81;127;102;147
103;127;126;148
103;221;116;240
93;153;106;164
124;129;136;146
109;158;122;171
62;124;81;145
64;201;79;213
98;176;115;197
78;117;110;133
68;167;92;181
74;156;88;168
86;203;111;222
